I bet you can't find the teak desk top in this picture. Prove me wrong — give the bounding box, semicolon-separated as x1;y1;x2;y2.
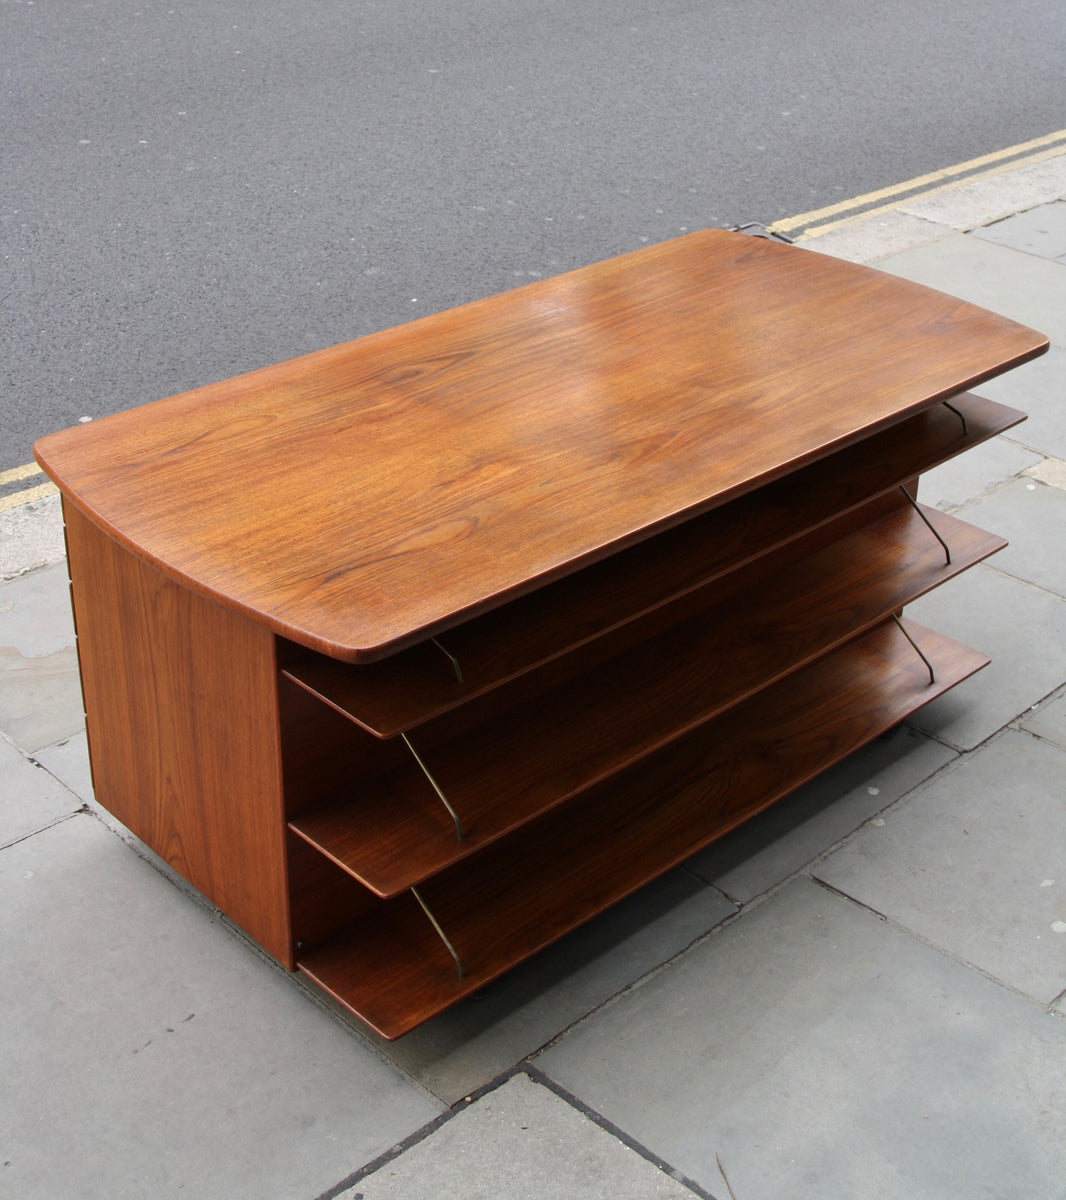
35;229;1048;661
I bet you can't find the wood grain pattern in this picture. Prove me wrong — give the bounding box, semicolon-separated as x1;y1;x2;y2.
286;832;378;955
63;503;294;964
42;231;1039;1040
288;504;1003;897
283;393;1024;736
297;619;988;1038
35;231;1047;661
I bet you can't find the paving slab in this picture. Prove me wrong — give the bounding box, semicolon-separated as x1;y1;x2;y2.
29;735;206;913
1028;456;1066;489
1021;686;1066;750
896;154;1066;231
0;562;83;752
348;869;735;1105
0;493;66;580
815;730;1066;1004
32;728;94;803
0;735;81;848
0;814;442;1200
972;343;1066;461
356;1072;697;1200
904;563;1066;750
685;724;955;905
799;211;952;264
536;878;1066;1200
953;475;1066;598
916;435;1041;512
877;232;1066;346
971;200;1066;259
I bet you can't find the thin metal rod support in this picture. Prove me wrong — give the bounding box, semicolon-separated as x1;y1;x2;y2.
401;732;465;840
411;887;464;979
899;485;951;565
942;400;968;436
892;615;935;685
431;637;464;684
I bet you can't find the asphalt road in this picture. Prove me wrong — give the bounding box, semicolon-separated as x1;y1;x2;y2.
4;0;1066;469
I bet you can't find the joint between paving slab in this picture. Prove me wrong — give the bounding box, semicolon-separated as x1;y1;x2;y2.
1015;681;1066;728
808;874;1064;1014
1002;431;1065;459
926;457;1043;516
307;1081;483;1200
805;718;1046;836
0;807;85;854
305;1063;714;1200
1012;722;1063;752
521;1066;721;1200
981;560;1066;603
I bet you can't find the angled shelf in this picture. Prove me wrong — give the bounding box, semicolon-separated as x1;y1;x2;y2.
287;502;1004;897
34;229;1047;1038
297;619;988;1040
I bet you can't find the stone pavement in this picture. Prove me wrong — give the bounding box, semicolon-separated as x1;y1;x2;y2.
2;156;1065;1199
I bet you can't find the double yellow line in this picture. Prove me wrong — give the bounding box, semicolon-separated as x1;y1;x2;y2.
771;126;1066;237
0;462;57;513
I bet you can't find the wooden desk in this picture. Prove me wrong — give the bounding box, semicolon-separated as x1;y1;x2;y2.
35;229;1048;1038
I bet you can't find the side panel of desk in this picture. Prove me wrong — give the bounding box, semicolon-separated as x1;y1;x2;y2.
63;503;293;965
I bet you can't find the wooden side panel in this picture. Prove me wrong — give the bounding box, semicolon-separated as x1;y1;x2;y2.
63;503;292;964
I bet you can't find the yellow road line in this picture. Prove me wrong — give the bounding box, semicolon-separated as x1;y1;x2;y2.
0;479;58;512
798;140;1066;239
0;461;44;487
771;127;1066;233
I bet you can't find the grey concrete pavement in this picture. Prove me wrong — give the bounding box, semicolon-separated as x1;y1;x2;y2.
354;1073;699;1200
1;815;443;1200
2;155;1065;1198
536;879;1066;1200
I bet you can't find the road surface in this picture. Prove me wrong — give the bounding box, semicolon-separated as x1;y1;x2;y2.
4;0;1065;468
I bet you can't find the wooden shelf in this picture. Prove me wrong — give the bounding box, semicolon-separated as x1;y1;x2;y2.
289;502;1003;897
281;393;1024;737
35;229;1046;1037
297;619;987;1039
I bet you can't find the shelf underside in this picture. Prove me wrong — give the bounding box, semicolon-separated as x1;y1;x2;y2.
281;393;1022;736
288;502;1003;897
296;617;987;1039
